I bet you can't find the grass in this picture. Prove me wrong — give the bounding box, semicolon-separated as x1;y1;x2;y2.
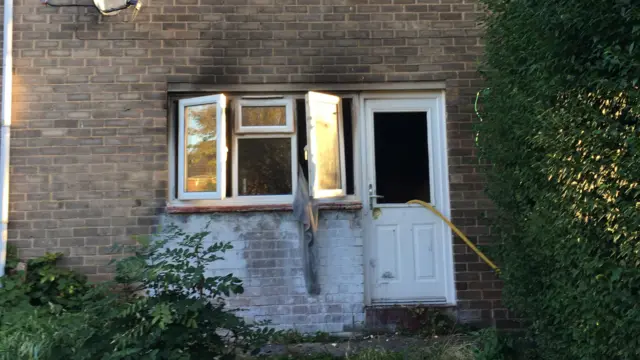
258;312;525;360
258;335;476;360
351;341;475;360
269;330;343;345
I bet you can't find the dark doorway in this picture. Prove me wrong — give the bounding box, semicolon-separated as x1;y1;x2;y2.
373;111;430;204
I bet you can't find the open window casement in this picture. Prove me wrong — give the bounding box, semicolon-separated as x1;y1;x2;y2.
305;91;347;199
178;94;227;200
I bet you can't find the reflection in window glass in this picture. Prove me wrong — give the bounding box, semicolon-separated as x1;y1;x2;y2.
237;138;292;195
185;103;218;193
314;102;341;190
242;106;286;127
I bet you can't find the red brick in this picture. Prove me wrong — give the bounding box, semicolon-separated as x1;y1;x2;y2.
5;0;499;327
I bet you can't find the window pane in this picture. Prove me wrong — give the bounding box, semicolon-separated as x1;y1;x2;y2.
185;103;218;193
342;98;354;195
315;102;341;190
241;106;286;127
296;99;309;181
238;138;292;196
374;112;430;204
297;98;354;195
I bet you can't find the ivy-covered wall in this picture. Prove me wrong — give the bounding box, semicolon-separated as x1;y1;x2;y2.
477;0;639;358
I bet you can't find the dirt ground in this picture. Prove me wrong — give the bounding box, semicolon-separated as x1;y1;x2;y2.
250;334;472;358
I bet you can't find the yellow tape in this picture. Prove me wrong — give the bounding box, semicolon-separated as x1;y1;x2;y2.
407;199;500;275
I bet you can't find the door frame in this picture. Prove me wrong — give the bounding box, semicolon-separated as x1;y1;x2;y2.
357;91;456;307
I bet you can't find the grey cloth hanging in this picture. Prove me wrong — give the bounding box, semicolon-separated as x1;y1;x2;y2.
292;166;320;295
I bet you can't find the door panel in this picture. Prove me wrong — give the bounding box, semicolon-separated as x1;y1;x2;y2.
364;96;454;305
374;224;401;284
413;224;436;280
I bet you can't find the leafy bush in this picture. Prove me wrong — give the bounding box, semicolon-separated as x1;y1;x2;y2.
398;307;474;337
472;329;538;360
0;247;105;359
0;247;94;311
0;303;104;360
0;225;274;360
99;225;276;359
477;0;639;359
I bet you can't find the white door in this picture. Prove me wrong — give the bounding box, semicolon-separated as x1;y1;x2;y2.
363;95;455;305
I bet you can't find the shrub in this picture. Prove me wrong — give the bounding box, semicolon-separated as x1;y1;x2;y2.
0;249;93;310
477;0;639;359
0;248;103;360
0;225;274;360
472;329;538;360
98;224;276;359
398;307;473;337
0;303;103;360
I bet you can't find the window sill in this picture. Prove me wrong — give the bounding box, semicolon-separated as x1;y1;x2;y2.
166;201;363;214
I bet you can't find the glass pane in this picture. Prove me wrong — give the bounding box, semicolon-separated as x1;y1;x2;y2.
241;106;286;127
297;98;354;195
342;98;354;195
238;138;292;196
296;99;309;181
374;112;430;204
185;103;218;193
314;102;341;190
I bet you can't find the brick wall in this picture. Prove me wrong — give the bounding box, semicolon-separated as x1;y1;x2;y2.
168;211;365;333
1;0;509;327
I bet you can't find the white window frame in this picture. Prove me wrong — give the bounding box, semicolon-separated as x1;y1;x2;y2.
305;91;347;199
232;133;297;204
231;97;297;204
235;98;295;134
169;92;359;208
177;94;227;201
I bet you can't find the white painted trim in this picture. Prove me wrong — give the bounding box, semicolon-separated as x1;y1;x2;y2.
0;0;13;277
358;93;371;306
168;198;294;208
294;92;359;200
349;94;363;203
177;94;227;200
359;91;456;306
364;99;439;208
234;98;295;134
437;90;457;306
232;133;297;202
168;99;177;200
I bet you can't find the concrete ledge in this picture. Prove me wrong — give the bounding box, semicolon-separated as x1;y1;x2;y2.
167;201;363;214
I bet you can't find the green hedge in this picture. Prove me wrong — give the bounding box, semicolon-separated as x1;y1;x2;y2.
477;0;640;359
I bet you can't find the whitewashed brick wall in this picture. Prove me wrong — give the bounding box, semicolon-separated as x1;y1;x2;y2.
163;210;365;333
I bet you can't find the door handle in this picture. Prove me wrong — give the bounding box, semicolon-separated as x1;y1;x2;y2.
368;184;383;210
369;194;383;210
